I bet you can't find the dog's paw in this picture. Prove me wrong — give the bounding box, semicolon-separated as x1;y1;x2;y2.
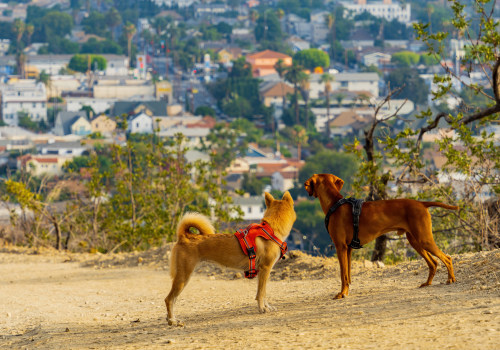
333;292;346;299
167;318;184;327
258;302;276;313
419;282;431;288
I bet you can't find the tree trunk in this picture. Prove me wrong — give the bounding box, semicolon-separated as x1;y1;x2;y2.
371;235;388;262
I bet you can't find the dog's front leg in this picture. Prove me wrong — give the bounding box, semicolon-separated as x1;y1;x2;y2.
255;264;275;313
335;245;350;299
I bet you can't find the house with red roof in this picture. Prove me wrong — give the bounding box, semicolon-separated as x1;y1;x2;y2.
246;50;292;77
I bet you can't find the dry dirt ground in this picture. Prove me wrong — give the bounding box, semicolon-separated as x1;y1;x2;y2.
0;246;499;349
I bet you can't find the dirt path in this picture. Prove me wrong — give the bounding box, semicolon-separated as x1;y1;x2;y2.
0;248;499;349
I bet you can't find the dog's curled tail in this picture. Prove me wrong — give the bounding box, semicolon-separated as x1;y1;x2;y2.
176;212;215;243
422;202;459;211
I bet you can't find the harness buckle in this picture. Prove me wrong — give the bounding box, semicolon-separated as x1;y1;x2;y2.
245;269;258;278
349;238;363;249
247;246;256;259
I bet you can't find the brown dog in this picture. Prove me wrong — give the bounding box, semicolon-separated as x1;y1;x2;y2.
304;173;458;299
165;191;296;326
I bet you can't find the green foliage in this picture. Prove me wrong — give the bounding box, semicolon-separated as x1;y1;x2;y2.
241;173;264;196
194;106;216;117
254;10;282;43
81;38;123;55
4;135;243;252
298;150;359;193
68;54;107;73
391;51;421;67
293;49;330;70
294;200;333;256
386;67;429;105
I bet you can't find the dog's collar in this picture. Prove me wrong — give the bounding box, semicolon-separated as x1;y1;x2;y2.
325;197;364;249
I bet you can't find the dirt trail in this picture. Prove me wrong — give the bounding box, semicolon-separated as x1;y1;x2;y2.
0;247;499;349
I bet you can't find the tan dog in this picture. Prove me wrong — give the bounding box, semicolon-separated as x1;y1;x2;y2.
165;191;296;326
304;173;458;299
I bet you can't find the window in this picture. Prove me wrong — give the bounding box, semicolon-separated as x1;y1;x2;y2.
248;207;252;213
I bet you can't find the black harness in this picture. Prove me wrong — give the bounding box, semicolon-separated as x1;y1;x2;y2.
324;197;364;249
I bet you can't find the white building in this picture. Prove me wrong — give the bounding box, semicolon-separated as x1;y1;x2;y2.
127;112;153;134
0;80;47;126
341;0;411;23
231;196;265;221
153;0;195;8
308;72;380;99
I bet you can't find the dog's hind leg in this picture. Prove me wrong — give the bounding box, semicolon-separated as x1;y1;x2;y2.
409;217;456;285
406;232;438;287
165;255;196;326
420;240;456;284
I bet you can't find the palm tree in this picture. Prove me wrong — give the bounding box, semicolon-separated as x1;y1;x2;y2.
12;19;25;78
321;73;334;138
285;61;306;125
299;75;310;130
250;10;259;24
334;93;346;108
427;4;435;34
124;22;136;66
290;125;308;161
325;13;336;63
274;58;288;110
106;8;122;40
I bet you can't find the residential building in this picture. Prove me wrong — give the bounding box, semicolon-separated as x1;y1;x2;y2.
66;97;116;115
53;111;92;136
0;80;47;126
17;154;71;177
38;141;89;157
286;36;311;53
92;77;156;100
127;112;153;134
259;81;294;107
3;54;129;76
0;39;10;56
246;50;292;77
111;101;168;118
153;0;195;8
340;0;411;23
90;115;117;135
216;47;243;66
308;72;380;99
231;196;265;221
158;125;210;147
362;52;392;68
194;4;230;18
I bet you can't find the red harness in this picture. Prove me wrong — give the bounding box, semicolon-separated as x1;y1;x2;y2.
234;221;288;279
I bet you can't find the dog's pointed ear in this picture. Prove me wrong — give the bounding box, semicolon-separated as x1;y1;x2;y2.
282;191;293;203
264;192;274;207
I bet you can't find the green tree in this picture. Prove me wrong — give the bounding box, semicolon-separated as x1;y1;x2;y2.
386;67;429;105
298;150;359;192
285;61;307;125
254;10;282;43
106;7;122;40
293;49;330;71
391;51;421;67
68;54;107;73
124;22;136;65
321;73;334;139
41;12;74;39
194;106;216;117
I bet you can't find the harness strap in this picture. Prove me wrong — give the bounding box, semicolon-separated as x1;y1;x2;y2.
324;197;364;249
235;222;287;279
